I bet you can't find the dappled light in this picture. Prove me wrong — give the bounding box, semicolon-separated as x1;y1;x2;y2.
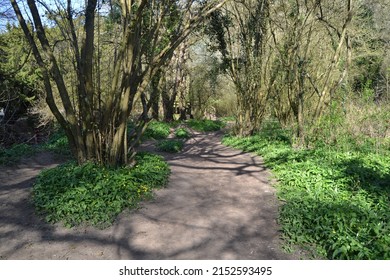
1;0;389;261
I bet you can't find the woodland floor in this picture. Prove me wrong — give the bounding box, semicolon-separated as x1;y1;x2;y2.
0;131;306;259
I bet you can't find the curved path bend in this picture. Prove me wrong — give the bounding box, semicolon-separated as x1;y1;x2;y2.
0;131;299;259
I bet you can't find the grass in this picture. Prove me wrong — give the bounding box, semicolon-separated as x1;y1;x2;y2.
33;152;170;228
186;119;225;132
1;120;175;161
222;125;390;260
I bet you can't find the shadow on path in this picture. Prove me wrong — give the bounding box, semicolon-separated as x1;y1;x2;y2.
0;132;301;259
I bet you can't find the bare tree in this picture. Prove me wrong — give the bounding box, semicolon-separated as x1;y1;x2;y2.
208;0;272;136
160;39;191;122
0;0;14;25
268;0;353;145
10;0;227;166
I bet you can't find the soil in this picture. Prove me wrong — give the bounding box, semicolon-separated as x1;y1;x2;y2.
0;131;305;259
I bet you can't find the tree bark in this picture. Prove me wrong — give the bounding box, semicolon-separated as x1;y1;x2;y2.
11;0;228;166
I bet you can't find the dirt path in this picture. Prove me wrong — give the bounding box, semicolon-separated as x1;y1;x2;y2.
0;132;301;259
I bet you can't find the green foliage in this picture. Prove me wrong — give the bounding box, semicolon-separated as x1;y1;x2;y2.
308;100;390;153
0;25;39;114
0;128;73;166
258;120;292;144
33;152;170;228
223;127;390;260
168;120;182;128
353;55;382;94
187;119;225;132
174;127;190;139
41;129;71;156
143;121;171;140
362;80;376;103
156;139;184;153
0;143;35;165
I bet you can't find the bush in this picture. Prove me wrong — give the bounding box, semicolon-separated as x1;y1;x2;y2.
0;143;35;165
174;128;190;139
187;119;225;132
307;100;390;153
32;152;170;228
41;129;71;156
143;121;171;140
156;139;184;153
223;130;390;260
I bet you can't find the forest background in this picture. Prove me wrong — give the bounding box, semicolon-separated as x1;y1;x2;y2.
0;0;389;260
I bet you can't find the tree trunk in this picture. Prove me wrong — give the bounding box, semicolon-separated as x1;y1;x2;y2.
297;91;305;146
150;71;162;120
162;96;175;122
11;0;229;166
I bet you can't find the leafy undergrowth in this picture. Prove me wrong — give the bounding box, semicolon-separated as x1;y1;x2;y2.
41;129;71;156
187;119;225;132
223;130;390;260
174;127;191;139
33;152;170;228
0;143;35;165
157;139;184;153
0;129;72;166
0;119;215;166
143;121;171;140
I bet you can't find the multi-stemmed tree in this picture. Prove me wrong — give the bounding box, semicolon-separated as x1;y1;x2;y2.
207;0;269;136
10;0;227;166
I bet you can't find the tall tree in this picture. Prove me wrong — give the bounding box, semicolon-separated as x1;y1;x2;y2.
208;0;271;136
10;0;227;166
268;0;353;145
161;39;190;122
0;24;40;145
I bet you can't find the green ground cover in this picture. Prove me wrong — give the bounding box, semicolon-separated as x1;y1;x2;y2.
223;125;390;259
33;152;170;228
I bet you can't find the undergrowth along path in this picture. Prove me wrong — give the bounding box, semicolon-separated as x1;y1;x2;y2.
0;131;301;259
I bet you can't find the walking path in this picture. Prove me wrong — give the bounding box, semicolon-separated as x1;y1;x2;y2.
0;131;300;259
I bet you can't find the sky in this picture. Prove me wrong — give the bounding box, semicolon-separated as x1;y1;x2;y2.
0;0;97;32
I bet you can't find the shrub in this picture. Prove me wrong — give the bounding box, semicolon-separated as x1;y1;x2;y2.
41;129;71;156
143;121;171;140
0;143;35;165
306;100;390;153
174;128;190;139
32;152;170;228
156;139;184;153
187;119;225;132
